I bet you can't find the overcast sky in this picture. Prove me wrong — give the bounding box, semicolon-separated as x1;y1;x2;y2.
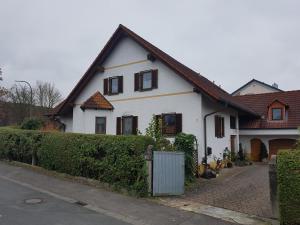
1;0;299;97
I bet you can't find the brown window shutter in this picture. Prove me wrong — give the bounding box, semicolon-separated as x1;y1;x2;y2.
176;113;182;134
221;117;225;137
215;115;219;138
132;116;138;135
116;117;122;135
134;73;140;91
103;78;108;95
152;69;158;89
118;76;123;93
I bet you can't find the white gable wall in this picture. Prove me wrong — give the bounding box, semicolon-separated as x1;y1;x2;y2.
233;80;280;96
61;36;241;164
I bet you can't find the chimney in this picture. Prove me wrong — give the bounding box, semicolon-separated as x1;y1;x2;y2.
272;83;278;89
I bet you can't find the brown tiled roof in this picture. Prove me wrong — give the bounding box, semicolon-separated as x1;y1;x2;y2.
81;91;113;110
234;90;300;129
57;24;257;116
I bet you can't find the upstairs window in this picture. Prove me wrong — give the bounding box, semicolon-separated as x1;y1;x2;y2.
104;76;123;95
272;108;283;120
95;117;106;134
156;113;182;136
134;69;158;91
230;116;236;129
215;115;225;138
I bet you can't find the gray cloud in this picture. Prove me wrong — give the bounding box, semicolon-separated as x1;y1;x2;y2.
1;0;299;97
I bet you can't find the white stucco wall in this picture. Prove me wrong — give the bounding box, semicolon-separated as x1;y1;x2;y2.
68;37;208;162
233;81;280;96
61;36;244;164
201;98;239;163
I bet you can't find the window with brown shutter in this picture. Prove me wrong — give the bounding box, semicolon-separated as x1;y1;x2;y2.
158;113;182;136
134;69;158;91
215;115;225;138
116;116;138;135
104;76;123;95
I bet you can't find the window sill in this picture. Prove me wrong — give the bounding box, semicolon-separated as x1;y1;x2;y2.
138;88;154;92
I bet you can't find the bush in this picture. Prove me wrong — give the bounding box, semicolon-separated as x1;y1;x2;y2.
277;150;300;225
0;128;154;196
21;117;44;130
174;133;197;182
0;128;43;164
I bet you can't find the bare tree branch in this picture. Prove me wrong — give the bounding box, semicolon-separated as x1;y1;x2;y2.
34;81;62;108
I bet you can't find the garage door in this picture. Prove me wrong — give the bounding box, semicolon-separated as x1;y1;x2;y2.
269;139;297;158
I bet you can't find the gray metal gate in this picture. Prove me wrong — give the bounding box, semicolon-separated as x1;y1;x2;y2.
152;151;185;196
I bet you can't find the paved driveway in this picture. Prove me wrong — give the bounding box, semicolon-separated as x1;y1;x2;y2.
179;163;272;218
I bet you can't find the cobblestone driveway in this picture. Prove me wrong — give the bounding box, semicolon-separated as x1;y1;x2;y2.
178;163;272;218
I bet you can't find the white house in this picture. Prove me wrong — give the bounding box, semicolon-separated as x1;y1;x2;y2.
50;25;299;163
231;79;282;96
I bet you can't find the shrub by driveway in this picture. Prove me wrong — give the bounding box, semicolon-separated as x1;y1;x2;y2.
277;150;300;225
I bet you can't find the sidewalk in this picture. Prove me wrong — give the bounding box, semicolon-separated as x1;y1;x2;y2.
0;161;233;225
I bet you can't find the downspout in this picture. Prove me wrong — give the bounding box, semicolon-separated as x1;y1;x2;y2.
204;111;219;165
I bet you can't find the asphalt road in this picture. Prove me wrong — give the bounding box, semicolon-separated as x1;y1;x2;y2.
0;177;130;225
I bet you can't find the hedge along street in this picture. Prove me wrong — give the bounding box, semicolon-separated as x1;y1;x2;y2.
277;150;300;225
0;128;154;196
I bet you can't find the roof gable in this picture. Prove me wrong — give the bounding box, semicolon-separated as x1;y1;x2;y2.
232;79;283;96
81;91;113;110
57;24;257;116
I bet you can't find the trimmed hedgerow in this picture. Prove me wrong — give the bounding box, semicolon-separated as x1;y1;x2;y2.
277;150;300;225
0;128;43;164
0;128;154;196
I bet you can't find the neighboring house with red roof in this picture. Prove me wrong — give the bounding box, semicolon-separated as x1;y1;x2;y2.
234;90;299;160
49;25;299;163
232;79;282;96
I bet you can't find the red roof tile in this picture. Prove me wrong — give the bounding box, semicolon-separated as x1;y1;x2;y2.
81;91;113;110
56;24;257;116
234;90;300;129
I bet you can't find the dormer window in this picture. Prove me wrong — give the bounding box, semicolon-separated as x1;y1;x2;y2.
272;108;283;120
268;100;288;121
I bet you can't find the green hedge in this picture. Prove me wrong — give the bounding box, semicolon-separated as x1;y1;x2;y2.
277;150;300;225
0;128;154;196
0;128;42;164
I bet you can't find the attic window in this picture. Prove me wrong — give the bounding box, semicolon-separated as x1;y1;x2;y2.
272;108;283;120
103;76;123;95
134;70;158;91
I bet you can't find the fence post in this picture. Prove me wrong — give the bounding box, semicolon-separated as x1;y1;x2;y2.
269;155;278;219
145;145;153;194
